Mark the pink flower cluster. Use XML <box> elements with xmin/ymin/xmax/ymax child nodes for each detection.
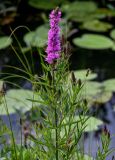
<box><xmin>45</xmin><ymin>8</ymin><xmax>61</xmax><ymax>64</ymax></box>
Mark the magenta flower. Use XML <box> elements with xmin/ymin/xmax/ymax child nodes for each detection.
<box><xmin>45</xmin><ymin>8</ymin><xmax>61</xmax><ymax>64</ymax></box>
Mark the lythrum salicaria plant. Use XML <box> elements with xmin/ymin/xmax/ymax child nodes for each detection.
<box><xmin>26</xmin><ymin>7</ymin><xmax>90</xmax><ymax>160</ymax></box>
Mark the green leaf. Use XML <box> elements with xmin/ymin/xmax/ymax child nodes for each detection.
<box><xmin>73</xmin><ymin>69</ymin><xmax>97</xmax><ymax>81</ymax></box>
<box><xmin>92</xmin><ymin>91</ymin><xmax>112</xmax><ymax>103</ymax></box>
<box><xmin>0</xmin><ymin>36</ymin><xmax>12</xmax><ymax>50</ymax></box>
<box><xmin>24</xmin><ymin>25</ymin><xmax>49</xmax><ymax>48</ymax></box>
<box><xmin>0</xmin><ymin>89</ymin><xmax>40</xmax><ymax>115</ymax></box>
<box><xmin>81</xmin><ymin>20</ymin><xmax>113</xmax><ymax>32</ymax></box>
<box><xmin>95</xmin><ymin>8</ymin><xmax>115</xmax><ymax>18</ymax></box>
<box><xmin>81</xmin><ymin>81</ymin><xmax>112</xmax><ymax>105</ymax></box>
<box><xmin>103</xmin><ymin>79</ymin><xmax>115</xmax><ymax>92</ymax></box>
<box><xmin>73</xmin><ymin>153</ymin><xmax>94</xmax><ymax>160</ymax></box>
<box><xmin>61</xmin><ymin>116</ymin><xmax>103</xmax><ymax>136</ymax></box>
<box><xmin>65</xmin><ymin>12</ymin><xmax>106</xmax><ymax>22</ymax></box>
<box><xmin>81</xmin><ymin>81</ymin><xmax>101</xmax><ymax>97</ymax></box>
<box><xmin>62</xmin><ymin>1</ymin><xmax>97</xmax><ymax>22</ymax></box>
<box><xmin>75</xmin><ymin>116</ymin><xmax>103</xmax><ymax>132</ymax></box>
<box><xmin>73</xmin><ymin>34</ymin><xmax>114</xmax><ymax>50</ymax></box>
<box><xmin>0</xmin><ymin>119</ymin><xmax>10</xmax><ymax>137</ymax></box>
<box><xmin>110</xmin><ymin>29</ymin><xmax>115</xmax><ymax>40</ymax></box>
<box><xmin>62</xmin><ymin>1</ymin><xmax>97</xmax><ymax>13</ymax></box>
<box><xmin>29</xmin><ymin>0</ymin><xmax>67</xmax><ymax>10</ymax></box>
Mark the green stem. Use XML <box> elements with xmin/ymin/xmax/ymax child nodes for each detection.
<box><xmin>52</xmin><ymin>67</ymin><xmax>58</xmax><ymax>160</ymax></box>
<box><xmin>55</xmin><ymin>107</ymin><xmax>58</xmax><ymax>160</ymax></box>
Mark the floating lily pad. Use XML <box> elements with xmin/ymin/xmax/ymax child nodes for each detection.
<box><xmin>73</xmin><ymin>69</ymin><xmax>97</xmax><ymax>81</ymax></box>
<box><xmin>77</xmin><ymin>116</ymin><xmax>103</xmax><ymax>132</ymax></box>
<box><xmin>95</xmin><ymin>8</ymin><xmax>115</xmax><ymax>18</ymax></box>
<box><xmin>110</xmin><ymin>29</ymin><xmax>115</xmax><ymax>40</ymax></box>
<box><xmin>24</xmin><ymin>25</ymin><xmax>49</xmax><ymax>48</ymax></box>
<box><xmin>103</xmin><ymin>79</ymin><xmax>115</xmax><ymax>92</ymax></box>
<box><xmin>0</xmin><ymin>36</ymin><xmax>12</xmax><ymax>50</ymax></box>
<box><xmin>91</xmin><ymin>91</ymin><xmax>112</xmax><ymax>104</ymax></box>
<box><xmin>65</xmin><ymin>11</ymin><xmax>106</xmax><ymax>22</ymax></box>
<box><xmin>81</xmin><ymin>20</ymin><xmax>112</xmax><ymax>32</ymax></box>
<box><xmin>76</xmin><ymin>81</ymin><xmax>101</xmax><ymax>107</ymax></box>
<box><xmin>81</xmin><ymin>81</ymin><xmax>101</xmax><ymax>97</ymax></box>
<box><xmin>29</xmin><ymin>0</ymin><xmax>57</xmax><ymax>9</ymax></box>
<box><xmin>81</xmin><ymin>81</ymin><xmax>112</xmax><ymax>105</ymax></box>
<box><xmin>60</xmin><ymin>116</ymin><xmax>103</xmax><ymax>137</ymax></box>
<box><xmin>73</xmin><ymin>34</ymin><xmax>114</xmax><ymax>50</ymax></box>
<box><xmin>62</xmin><ymin>1</ymin><xmax>97</xmax><ymax>22</ymax></box>
<box><xmin>62</xmin><ymin>1</ymin><xmax>97</xmax><ymax>13</ymax></box>
<box><xmin>79</xmin><ymin>81</ymin><xmax>112</xmax><ymax>107</ymax></box>
<box><xmin>0</xmin><ymin>89</ymin><xmax>40</xmax><ymax>115</ymax></box>
<box><xmin>29</xmin><ymin>0</ymin><xmax>67</xmax><ymax>10</ymax></box>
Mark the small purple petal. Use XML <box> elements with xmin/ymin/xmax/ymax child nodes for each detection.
<box><xmin>45</xmin><ymin>8</ymin><xmax>61</xmax><ymax>64</ymax></box>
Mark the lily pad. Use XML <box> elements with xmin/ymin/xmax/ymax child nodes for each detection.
<box><xmin>81</xmin><ymin>20</ymin><xmax>112</xmax><ymax>32</ymax></box>
<box><xmin>65</xmin><ymin>11</ymin><xmax>106</xmax><ymax>22</ymax></box>
<box><xmin>76</xmin><ymin>116</ymin><xmax>103</xmax><ymax>132</ymax></box>
<box><xmin>73</xmin><ymin>69</ymin><xmax>97</xmax><ymax>81</ymax></box>
<box><xmin>73</xmin><ymin>34</ymin><xmax>114</xmax><ymax>50</ymax></box>
<box><xmin>110</xmin><ymin>29</ymin><xmax>115</xmax><ymax>40</ymax></box>
<box><xmin>24</xmin><ymin>25</ymin><xmax>49</xmax><ymax>48</ymax></box>
<box><xmin>61</xmin><ymin>116</ymin><xmax>103</xmax><ymax>137</ymax></box>
<box><xmin>93</xmin><ymin>91</ymin><xmax>112</xmax><ymax>103</ymax></box>
<box><xmin>95</xmin><ymin>8</ymin><xmax>115</xmax><ymax>18</ymax></box>
<box><xmin>103</xmin><ymin>79</ymin><xmax>115</xmax><ymax>92</ymax></box>
<box><xmin>62</xmin><ymin>1</ymin><xmax>97</xmax><ymax>22</ymax></box>
<box><xmin>79</xmin><ymin>81</ymin><xmax>112</xmax><ymax>107</ymax></box>
<box><xmin>0</xmin><ymin>89</ymin><xmax>40</xmax><ymax>115</ymax></box>
<box><xmin>29</xmin><ymin>0</ymin><xmax>67</xmax><ymax>10</ymax></box>
<box><xmin>81</xmin><ymin>81</ymin><xmax>101</xmax><ymax>97</ymax></box>
<box><xmin>0</xmin><ymin>36</ymin><xmax>12</xmax><ymax>50</ymax></box>
<box><xmin>76</xmin><ymin>81</ymin><xmax>101</xmax><ymax>108</ymax></box>
<box><xmin>62</xmin><ymin>1</ymin><xmax>97</xmax><ymax>14</ymax></box>
<box><xmin>81</xmin><ymin>81</ymin><xmax>112</xmax><ymax>105</ymax></box>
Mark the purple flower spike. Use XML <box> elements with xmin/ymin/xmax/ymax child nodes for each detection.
<box><xmin>45</xmin><ymin>8</ymin><xmax>61</xmax><ymax>64</ymax></box>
